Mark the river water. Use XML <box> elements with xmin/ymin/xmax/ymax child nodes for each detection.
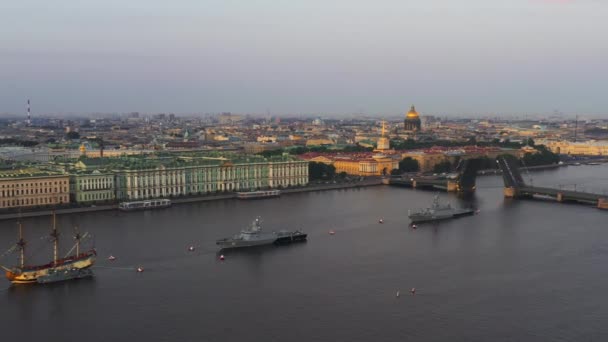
<box><xmin>1</xmin><ymin>165</ymin><xmax>608</xmax><ymax>342</ymax></box>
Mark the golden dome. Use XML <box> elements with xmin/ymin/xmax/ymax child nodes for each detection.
<box><xmin>406</xmin><ymin>105</ymin><xmax>419</xmax><ymax>119</ymax></box>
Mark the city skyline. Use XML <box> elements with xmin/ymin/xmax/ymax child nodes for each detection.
<box><xmin>2</xmin><ymin>0</ymin><xmax>607</xmax><ymax>115</ymax></box>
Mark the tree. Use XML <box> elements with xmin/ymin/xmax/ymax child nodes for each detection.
<box><xmin>66</xmin><ymin>131</ymin><xmax>80</xmax><ymax>140</ymax></box>
<box><xmin>399</xmin><ymin>157</ymin><xmax>420</xmax><ymax>173</ymax></box>
<box><xmin>432</xmin><ymin>161</ymin><xmax>452</xmax><ymax>173</ymax></box>
<box><xmin>308</xmin><ymin>162</ymin><xmax>336</xmax><ymax>180</ymax></box>
<box><xmin>521</xmin><ymin>146</ymin><xmax>560</xmax><ymax>167</ymax></box>
<box><xmin>338</xmin><ymin>171</ymin><xmax>347</xmax><ymax>179</ymax></box>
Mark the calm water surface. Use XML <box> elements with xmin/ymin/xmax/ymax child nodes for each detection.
<box><xmin>1</xmin><ymin>165</ymin><xmax>608</xmax><ymax>342</ymax></box>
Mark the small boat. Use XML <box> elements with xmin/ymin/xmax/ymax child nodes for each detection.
<box><xmin>108</xmin><ymin>255</ymin><xmax>116</xmax><ymax>261</ymax></box>
<box><xmin>118</xmin><ymin>199</ymin><xmax>171</xmax><ymax>211</ymax></box>
<box><xmin>1</xmin><ymin>213</ymin><xmax>96</xmax><ymax>284</ymax></box>
<box><xmin>236</xmin><ymin>190</ymin><xmax>281</xmax><ymax>200</ymax></box>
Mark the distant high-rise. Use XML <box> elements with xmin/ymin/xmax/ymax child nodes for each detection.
<box><xmin>404</xmin><ymin>105</ymin><xmax>421</xmax><ymax>131</ymax></box>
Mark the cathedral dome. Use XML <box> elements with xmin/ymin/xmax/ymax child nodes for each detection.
<box><xmin>406</xmin><ymin>105</ymin><xmax>419</xmax><ymax>119</ymax></box>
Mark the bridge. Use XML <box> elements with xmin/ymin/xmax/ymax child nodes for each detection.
<box><xmin>497</xmin><ymin>155</ymin><xmax>608</xmax><ymax>210</ymax></box>
<box><xmin>385</xmin><ymin>158</ymin><xmax>482</xmax><ymax>193</ymax></box>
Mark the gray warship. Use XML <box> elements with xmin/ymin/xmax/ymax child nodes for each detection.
<box><xmin>408</xmin><ymin>195</ymin><xmax>474</xmax><ymax>223</ymax></box>
<box><xmin>216</xmin><ymin>217</ymin><xmax>307</xmax><ymax>250</ymax></box>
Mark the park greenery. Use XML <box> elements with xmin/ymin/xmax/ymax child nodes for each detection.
<box><xmin>398</xmin><ymin>157</ymin><xmax>420</xmax><ymax>173</ymax></box>
<box><xmin>308</xmin><ymin>162</ymin><xmax>336</xmax><ymax>180</ymax></box>
<box><xmin>0</xmin><ymin>138</ymin><xmax>39</xmax><ymax>147</ymax></box>
<box><xmin>257</xmin><ymin>144</ymin><xmax>373</xmax><ymax>158</ymax></box>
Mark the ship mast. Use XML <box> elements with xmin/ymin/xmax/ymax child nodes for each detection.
<box><xmin>50</xmin><ymin>211</ymin><xmax>59</xmax><ymax>265</ymax></box>
<box><xmin>17</xmin><ymin>221</ymin><xmax>26</xmax><ymax>268</ymax></box>
<box><xmin>74</xmin><ymin>226</ymin><xmax>81</xmax><ymax>256</ymax></box>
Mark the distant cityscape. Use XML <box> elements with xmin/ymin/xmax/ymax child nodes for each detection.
<box><xmin>0</xmin><ymin>103</ymin><xmax>607</xmax><ymax>212</ymax></box>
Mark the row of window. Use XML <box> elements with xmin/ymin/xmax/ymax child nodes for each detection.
<box><xmin>81</xmin><ymin>192</ymin><xmax>113</xmax><ymax>202</ymax></box>
<box><xmin>1</xmin><ymin>196</ymin><xmax>66</xmax><ymax>207</ymax></box>
<box><xmin>0</xmin><ymin>180</ymin><xmax>68</xmax><ymax>188</ymax></box>
<box><xmin>0</xmin><ymin>187</ymin><xmax>67</xmax><ymax>197</ymax></box>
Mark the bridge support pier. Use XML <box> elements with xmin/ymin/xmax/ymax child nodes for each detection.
<box><xmin>599</xmin><ymin>198</ymin><xmax>608</xmax><ymax>210</ymax></box>
<box><xmin>503</xmin><ymin>187</ymin><xmax>518</xmax><ymax>198</ymax></box>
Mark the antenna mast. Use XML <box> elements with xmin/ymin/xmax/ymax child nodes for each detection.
<box><xmin>574</xmin><ymin>115</ymin><xmax>578</xmax><ymax>142</ymax></box>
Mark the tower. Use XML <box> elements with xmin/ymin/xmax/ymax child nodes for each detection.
<box><xmin>26</xmin><ymin>99</ymin><xmax>31</xmax><ymax>126</ymax></box>
<box><xmin>376</xmin><ymin>120</ymin><xmax>391</xmax><ymax>151</ymax></box>
<box><xmin>404</xmin><ymin>105</ymin><xmax>421</xmax><ymax>131</ymax></box>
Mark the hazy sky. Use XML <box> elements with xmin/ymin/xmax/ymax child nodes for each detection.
<box><xmin>1</xmin><ymin>0</ymin><xmax>607</xmax><ymax>116</ymax></box>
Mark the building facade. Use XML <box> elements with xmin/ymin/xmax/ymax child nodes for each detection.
<box><xmin>542</xmin><ymin>140</ymin><xmax>608</xmax><ymax>156</ymax></box>
<box><xmin>0</xmin><ymin>172</ymin><xmax>69</xmax><ymax>209</ymax></box>
<box><xmin>114</xmin><ymin>156</ymin><xmax>308</xmax><ymax>200</ymax></box>
<box><xmin>70</xmin><ymin>171</ymin><xmax>116</xmax><ymax>204</ymax></box>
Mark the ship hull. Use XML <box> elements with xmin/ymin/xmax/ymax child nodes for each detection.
<box><xmin>5</xmin><ymin>251</ymin><xmax>96</xmax><ymax>284</ymax></box>
<box><xmin>216</xmin><ymin>237</ymin><xmax>278</xmax><ymax>249</ymax></box>
<box><xmin>409</xmin><ymin>209</ymin><xmax>474</xmax><ymax>223</ymax></box>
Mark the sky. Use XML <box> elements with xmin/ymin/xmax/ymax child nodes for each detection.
<box><xmin>1</xmin><ymin>0</ymin><xmax>607</xmax><ymax>116</ymax></box>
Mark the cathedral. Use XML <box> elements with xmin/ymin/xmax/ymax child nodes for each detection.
<box><xmin>404</xmin><ymin>105</ymin><xmax>421</xmax><ymax>131</ymax></box>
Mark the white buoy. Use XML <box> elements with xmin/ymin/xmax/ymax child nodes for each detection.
<box><xmin>108</xmin><ymin>255</ymin><xmax>116</xmax><ymax>261</ymax></box>
<box><xmin>412</xmin><ymin>224</ymin><xmax>417</xmax><ymax>229</ymax></box>
<box><xmin>329</xmin><ymin>230</ymin><xmax>335</xmax><ymax>235</ymax></box>
<box><xmin>410</xmin><ymin>287</ymin><xmax>416</xmax><ymax>295</ymax></box>
<box><xmin>136</xmin><ymin>266</ymin><xmax>144</xmax><ymax>273</ymax></box>
<box><xmin>379</xmin><ymin>219</ymin><xmax>384</xmax><ymax>224</ymax></box>
<box><xmin>396</xmin><ymin>290</ymin><xmax>400</xmax><ymax>297</ymax></box>
<box><xmin>220</xmin><ymin>254</ymin><xmax>225</xmax><ymax>261</ymax></box>
<box><xmin>188</xmin><ymin>246</ymin><xmax>195</xmax><ymax>252</ymax></box>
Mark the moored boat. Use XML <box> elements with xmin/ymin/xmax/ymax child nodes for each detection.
<box><xmin>1</xmin><ymin>213</ymin><xmax>96</xmax><ymax>285</ymax></box>
<box><xmin>119</xmin><ymin>199</ymin><xmax>171</xmax><ymax>211</ymax></box>
<box><xmin>236</xmin><ymin>190</ymin><xmax>281</xmax><ymax>200</ymax></box>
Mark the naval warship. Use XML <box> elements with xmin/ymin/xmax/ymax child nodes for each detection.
<box><xmin>408</xmin><ymin>195</ymin><xmax>474</xmax><ymax>223</ymax></box>
<box><xmin>216</xmin><ymin>217</ymin><xmax>307</xmax><ymax>249</ymax></box>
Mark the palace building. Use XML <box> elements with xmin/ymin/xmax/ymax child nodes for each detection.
<box><xmin>404</xmin><ymin>105</ymin><xmax>421</xmax><ymax>132</ymax></box>
<box><xmin>0</xmin><ymin>168</ymin><xmax>69</xmax><ymax>209</ymax></box>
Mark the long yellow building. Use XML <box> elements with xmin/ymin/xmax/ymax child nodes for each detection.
<box><xmin>542</xmin><ymin>140</ymin><xmax>608</xmax><ymax>156</ymax></box>
<box><xmin>0</xmin><ymin>169</ymin><xmax>69</xmax><ymax>209</ymax></box>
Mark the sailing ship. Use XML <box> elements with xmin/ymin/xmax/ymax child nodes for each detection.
<box><xmin>1</xmin><ymin>213</ymin><xmax>96</xmax><ymax>284</ymax></box>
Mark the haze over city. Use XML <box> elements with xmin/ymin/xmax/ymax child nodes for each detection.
<box><xmin>2</xmin><ymin>0</ymin><xmax>607</xmax><ymax>116</ymax></box>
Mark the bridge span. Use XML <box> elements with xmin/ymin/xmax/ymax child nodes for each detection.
<box><xmin>497</xmin><ymin>155</ymin><xmax>608</xmax><ymax>210</ymax></box>
<box><xmin>385</xmin><ymin>158</ymin><xmax>482</xmax><ymax>193</ymax></box>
